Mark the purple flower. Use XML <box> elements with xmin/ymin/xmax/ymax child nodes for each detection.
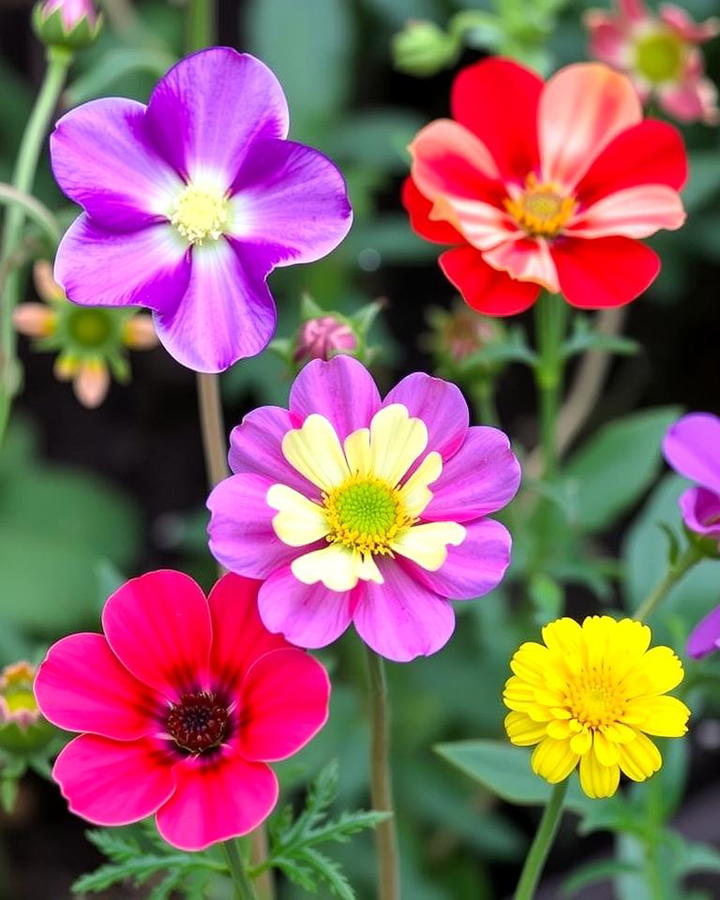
<box><xmin>50</xmin><ymin>48</ymin><xmax>352</xmax><ymax>373</ymax></box>
<box><xmin>207</xmin><ymin>355</ymin><xmax>521</xmax><ymax>662</ymax></box>
<box><xmin>687</xmin><ymin>604</ymin><xmax>720</xmax><ymax>659</ymax></box>
<box><xmin>663</xmin><ymin>412</ymin><xmax>720</xmax><ymax>544</ymax></box>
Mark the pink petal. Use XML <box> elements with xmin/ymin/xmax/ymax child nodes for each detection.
<box><xmin>411</xmin><ymin>518</ymin><xmax>512</xmax><ymax>600</ymax></box>
<box><xmin>383</xmin><ymin>372</ymin><xmax>469</xmax><ymax>461</ymax></box>
<box><xmin>439</xmin><ymin>246</ymin><xmax>540</xmax><ymax>315</ymax></box>
<box><xmin>102</xmin><ymin>570</ymin><xmax>212</xmax><ymax>698</ymax></box>
<box><xmin>145</xmin><ymin>48</ymin><xmax>289</xmax><ymax>186</ymax></box>
<box><xmin>207</xmin><ymin>473</ymin><xmax>304</xmax><ymax>579</ymax></box>
<box><xmin>13</xmin><ymin>303</ymin><xmax>55</xmax><ymax>338</ymax></box>
<box><xmin>53</xmin><ymin>734</ymin><xmax>175</xmax><ymax>826</ymax></box>
<box><xmin>74</xmin><ymin>361</ymin><xmax>110</xmax><ymax>409</ymax></box>
<box><xmin>51</xmin><ymin>98</ymin><xmax>183</xmax><ymax>229</ymax></box>
<box><xmin>352</xmin><ymin>560</ymin><xmax>456</xmax><ymax>662</ymax></box>
<box><xmin>663</xmin><ymin>413</ymin><xmax>720</xmax><ymax>494</ymax></box>
<box><xmin>660</xmin><ymin>5</ymin><xmax>720</xmax><ymax>42</ymax></box>
<box><xmin>619</xmin><ymin>0</ymin><xmax>649</xmax><ymax>23</ymax></box>
<box><xmin>153</xmin><ymin>239</ymin><xmax>277</xmax><ymax>373</ymax></box>
<box><xmin>155</xmin><ymin>753</ymin><xmax>278</xmax><ymax>851</ymax></box>
<box><xmin>423</xmin><ymin>426</ymin><xmax>521</xmax><ymax>522</ymax></box>
<box><xmin>539</xmin><ymin>63</ymin><xmax>642</xmax><ymax>190</ymax></box>
<box><xmin>659</xmin><ymin>76</ymin><xmax>720</xmax><ymax>125</ymax></box>
<box><xmin>230</xmin><ymin>138</ymin><xmax>351</xmax><ymax>265</ymax></box>
<box><xmin>585</xmin><ymin>13</ymin><xmax>631</xmax><ymax>67</ymax></box>
<box><xmin>258</xmin><ymin>565</ymin><xmax>354</xmax><ymax>649</ymax></box>
<box><xmin>687</xmin><ymin>604</ymin><xmax>720</xmax><ymax>659</ymax></box>
<box><xmin>289</xmin><ymin>355</ymin><xmax>381</xmax><ymax>441</ymax></box>
<box><xmin>679</xmin><ymin>487</ymin><xmax>720</xmax><ymax>540</ymax></box>
<box><xmin>35</xmin><ymin>633</ymin><xmax>157</xmax><ymax>739</ymax></box>
<box><xmin>567</xmin><ymin>185</ymin><xmax>686</xmax><ymax>239</ymax></box>
<box><xmin>238</xmin><ymin>648</ymin><xmax>330</xmax><ymax>762</ymax></box>
<box><xmin>482</xmin><ymin>237</ymin><xmax>560</xmax><ymax>293</ymax></box>
<box><xmin>207</xmin><ymin>573</ymin><xmax>289</xmax><ymax>691</ymax></box>
<box><xmin>55</xmin><ymin>216</ymin><xmax>191</xmax><ymax>312</ymax></box>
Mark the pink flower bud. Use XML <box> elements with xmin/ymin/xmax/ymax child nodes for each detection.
<box><xmin>40</xmin><ymin>0</ymin><xmax>97</xmax><ymax>29</ymax></box>
<box><xmin>294</xmin><ymin>315</ymin><xmax>358</xmax><ymax>364</ymax></box>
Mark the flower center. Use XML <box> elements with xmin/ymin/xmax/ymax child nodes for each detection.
<box><xmin>634</xmin><ymin>29</ymin><xmax>685</xmax><ymax>84</ymax></box>
<box><xmin>166</xmin><ymin>691</ymin><xmax>229</xmax><ymax>754</ymax></box>
<box><xmin>1</xmin><ymin>663</ymin><xmax>38</xmax><ymax>716</ymax></box>
<box><xmin>505</xmin><ymin>173</ymin><xmax>576</xmax><ymax>238</ymax></box>
<box><xmin>66</xmin><ymin>308</ymin><xmax>114</xmax><ymax>347</ymax></box>
<box><xmin>565</xmin><ymin>672</ymin><xmax>626</xmax><ymax>730</ymax></box>
<box><xmin>170</xmin><ymin>184</ymin><xmax>229</xmax><ymax>245</ymax></box>
<box><xmin>323</xmin><ymin>474</ymin><xmax>414</xmax><ymax>556</ymax></box>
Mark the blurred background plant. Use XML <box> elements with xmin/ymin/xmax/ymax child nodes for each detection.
<box><xmin>0</xmin><ymin>0</ymin><xmax>719</xmax><ymax>897</ymax></box>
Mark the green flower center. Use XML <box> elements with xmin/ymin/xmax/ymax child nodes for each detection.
<box><xmin>66</xmin><ymin>309</ymin><xmax>114</xmax><ymax>347</ymax></box>
<box><xmin>635</xmin><ymin>29</ymin><xmax>685</xmax><ymax>83</ymax></box>
<box><xmin>323</xmin><ymin>475</ymin><xmax>414</xmax><ymax>555</ymax></box>
<box><xmin>171</xmin><ymin>184</ymin><xmax>229</xmax><ymax>245</ymax></box>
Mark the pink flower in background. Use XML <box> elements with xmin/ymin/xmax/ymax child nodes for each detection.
<box><xmin>294</xmin><ymin>315</ymin><xmax>357</xmax><ymax>364</ymax></box>
<box><xmin>39</xmin><ymin>0</ymin><xmax>97</xmax><ymax>29</ymax></box>
<box><xmin>35</xmin><ymin>571</ymin><xmax>330</xmax><ymax>851</ymax></box>
<box><xmin>207</xmin><ymin>355</ymin><xmax>521</xmax><ymax>662</ymax></box>
<box><xmin>50</xmin><ymin>47</ymin><xmax>352</xmax><ymax>373</ymax></box>
<box><xmin>585</xmin><ymin>0</ymin><xmax>719</xmax><ymax>124</ymax></box>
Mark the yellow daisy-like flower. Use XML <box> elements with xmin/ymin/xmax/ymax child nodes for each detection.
<box><xmin>503</xmin><ymin>616</ymin><xmax>690</xmax><ymax>799</ymax></box>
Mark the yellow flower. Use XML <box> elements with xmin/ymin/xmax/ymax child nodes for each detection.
<box><xmin>503</xmin><ymin>616</ymin><xmax>690</xmax><ymax>799</ymax></box>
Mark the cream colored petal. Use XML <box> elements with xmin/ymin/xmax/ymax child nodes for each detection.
<box><xmin>357</xmin><ymin>553</ymin><xmax>384</xmax><ymax>584</ymax></box>
<box><xmin>368</xmin><ymin>404</ymin><xmax>428</xmax><ymax>485</ymax></box>
<box><xmin>390</xmin><ymin>521</ymin><xmax>465</xmax><ymax>571</ymax></box>
<box><xmin>398</xmin><ymin>451</ymin><xmax>443</xmax><ymax>517</ymax></box>
<box><xmin>291</xmin><ymin>544</ymin><xmax>360</xmax><ymax>592</ymax></box>
<box><xmin>13</xmin><ymin>303</ymin><xmax>57</xmax><ymax>338</ymax></box>
<box><xmin>267</xmin><ymin>484</ymin><xmax>329</xmax><ymax>547</ymax></box>
<box><xmin>282</xmin><ymin>414</ymin><xmax>350</xmax><ymax>491</ymax></box>
<box><xmin>344</xmin><ymin>427</ymin><xmax>371</xmax><ymax>476</ymax></box>
<box><xmin>123</xmin><ymin>315</ymin><xmax>159</xmax><ymax>350</ymax></box>
<box><xmin>74</xmin><ymin>361</ymin><xmax>109</xmax><ymax>409</ymax></box>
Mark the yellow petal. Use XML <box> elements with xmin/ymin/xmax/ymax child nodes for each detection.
<box><xmin>398</xmin><ymin>451</ymin><xmax>442</xmax><ymax>517</ymax></box>
<box><xmin>267</xmin><ymin>484</ymin><xmax>329</xmax><ymax>546</ymax></box>
<box><xmin>344</xmin><ymin>427</ymin><xmax>371</xmax><ymax>476</ymax></box>
<box><xmin>593</xmin><ymin>729</ymin><xmax>620</xmax><ymax>766</ymax></box>
<box><xmin>368</xmin><ymin>404</ymin><xmax>428</xmax><ymax>485</ymax></box>
<box><xmin>505</xmin><ymin>711</ymin><xmax>547</xmax><ymax>746</ymax></box>
<box><xmin>282</xmin><ymin>414</ymin><xmax>350</xmax><ymax>491</ymax></box>
<box><xmin>542</xmin><ymin>617</ymin><xmax>583</xmax><ymax>656</ymax></box>
<box><xmin>617</xmin><ymin>732</ymin><xmax>662</xmax><ymax>782</ymax></box>
<box><xmin>390</xmin><ymin>521</ymin><xmax>465</xmax><ymax>571</ymax></box>
<box><xmin>123</xmin><ymin>315</ymin><xmax>158</xmax><ymax>350</ymax></box>
<box><xmin>547</xmin><ymin>719</ymin><xmax>572</xmax><ymax>740</ymax></box>
<box><xmin>569</xmin><ymin>728</ymin><xmax>592</xmax><ymax>756</ymax></box>
<box><xmin>291</xmin><ymin>544</ymin><xmax>363</xmax><ymax>591</ymax></box>
<box><xmin>579</xmin><ymin>753</ymin><xmax>620</xmax><ymax>798</ymax></box>
<box><xmin>625</xmin><ymin>645</ymin><xmax>684</xmax><ymax>697</ymax></box>
<box><xmin>510</xmin><ymin>642</ymin><xmax>554</xmax><ymax>684</ymax></box>
<box><xmin>623</xmin><ymin>695</ymin><xmax>690</xmax><ymax>737</ymax></box>
<box><xmin>531</xmin><ymin>737</ymin><xmax>579</xmax><ymax>783</ymax></box>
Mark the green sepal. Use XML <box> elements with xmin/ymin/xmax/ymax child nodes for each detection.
<box><xmin>32</xmin><ymin>3</ymin><xmax>103</xmax><ymax>51</ymax></box>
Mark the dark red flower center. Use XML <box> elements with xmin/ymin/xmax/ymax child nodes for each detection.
<box><xmin>166</xmin><ymin>691</ymin><xmax>229</xmax><ymax>754</ymax></box>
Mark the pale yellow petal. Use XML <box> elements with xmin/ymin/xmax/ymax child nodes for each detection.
<box><xmin>398</xmin><ymin>451</ymin><xmax>442</xmax><ymax>517</ymax></box>
<box><xmin>579</xmin><ymin>752</ymin><xmax>620</xmax><ymax>798</ymax></box>
<box><xmin>356</xmin><ymin>553</ymin><xmax>383</xmax><ymax>584</ymax></box>
<box><xmin>390</xmin><ymin>521</ymin><xmax>465</xmax><ymax>571</ymax></box>
<box><xmin>282</xmin><ymin>414</ymin><xmax>350</xmax><ymax>491</ymax></box>
<box><xmin>123</xmin><ymin>315</ymin><xmax>158</xmax><ymax>350</ymax></box>
<box><xmin>617</xmin><ymin>732</ymin><xmax>662</xmax><ymax>782</ymax></box>
<box><xmin>531</xmin><ymin>737</ymin><xmax>579</xmax><ymax>783</ymax></box>
<box><xmin>368</xmin><ymin>404</ymin><xmax>428</xmax><ymax>485</ymax></box>
<box><xmin>267</xmin><ymin>484</ymin><xmax>329</xmax><ymax>546</ymax></box>
<box><xmin>344</xmin><ymin>427</ymin><xmax>371</xmax><ymax>476</ymax></box>
<box><xmin>505</xmin><ymin>711</ymin><xmax>547</xmax><ymax>746</ymax></box>
<box><xmin>291</xmin><ymin>544</ymin><xmax>360</xmax><ymax>591</ymax></box>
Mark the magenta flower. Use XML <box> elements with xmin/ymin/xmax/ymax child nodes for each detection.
<box><xmin>585</xmin><ymin>0</ymin><xmax>719</xmax><ymax>124</ymax></box>
<box><xmin>294</xmin><ymin>315</ymin><xmax>357</xmax><ymax>364</ymax></box>
<box><xmin>207</xmin><ymin>355</ymin><xmax>521</xmax><ymax>662</ymax></box>
<box><xmin>50</xmin><ymin>48</ymin><xmax>352</xmax><ymax>373</ymax></box>
<box><xmin>663</xmin><ymin>412</ymin><xmax>720</xmax><ymax>544</ymax></box>
<box><xmin>34</xmin><ymin>571</ymin><xmax>330</xmax><ymax>851</ymax></box>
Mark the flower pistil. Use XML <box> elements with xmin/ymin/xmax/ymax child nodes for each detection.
<box><xmin>170</xmin><ymin>183</ymin><xmax>229</xmax><ymax>245</ymax></box>
<box><xmin>504</xmin><ymin>173</ymin><xmax>577</xmax><ymax>238</ymax></box>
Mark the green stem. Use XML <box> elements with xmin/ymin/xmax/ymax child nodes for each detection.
<box><xmin>632</xmin><ymin>543</ymin><xmax>703</xmax><ymax>622</ymax></box>
<box><xmin>222</xmin><ymin>840</ymin><xmax>259</xmax><ymax>900</ymax></box>
<box><xmin>533</xmin><ymin>293</ymin><xmax>568</xmax><ymax>480</ymax></box>
<box><xmin>0</xmin><ymin>46</ymin><xmax>72</xmax><ymax>441</ymax></box>
<box><xmin>186</xmin><ymin>0</ymin><xmax>214</xmax><ymax>52</ymax></box>
<box><xmin>513</xmin><ymin>780</ymin><xmax>567</xmax><ymax>900</ymax></box>
<box><xmin>365</xmin><ymin>648</ymin><xmax>400</xmax><ymax>900</ymax></box>
<box><xmin>0</xmin><ymin>183</ymin><xmax>61</xmax><ymax>247</ymax></box>
<box><xmin>469</xmin><ymin>376</ymin><xmax>498</xmax><ymax>427</ymax></box>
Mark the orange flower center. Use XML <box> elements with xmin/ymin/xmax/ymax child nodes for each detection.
<box><xmin>505</xmin><ymin>173</ymin><xmax>576</xmax><ymax>238</ymax></box>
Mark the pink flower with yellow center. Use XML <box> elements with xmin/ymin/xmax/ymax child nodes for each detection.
<box><xmin>403</xmin><ymin>58</ymin><xmax>687</xmax><ymax>316</ymax></box>
<box><xmin>585</xmin><ymin>0</ymin><xmax>719</xmax><ymax>125</ymax></box>
<box><xmin>207</xmin><ymin>355</ymin><xmax>521</xmax><ymax>662</ymax></box>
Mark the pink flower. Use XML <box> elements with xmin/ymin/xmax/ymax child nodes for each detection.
<box><xmin>34</xmin><ymin>571</ymin><xmax>330</xmax><ymax>851</ymax></box>
<box><xmin>294</xmin><ymin>315</ymin><xmax>357</xmax><ymax>364</ymax></box>
<box><xmin>207</xmin><ymin>355</ymin><xmax>521</xmax><ymax>662</ymax></box>
<box><xmin>40</xmin><ymin>0</ymin><xmax>98</xmax><ymax>29</ymax></box>
<box><xmin>585</xmin><ymin>0</ymin><xmax>719</xmax><ymax>124</ymax></box>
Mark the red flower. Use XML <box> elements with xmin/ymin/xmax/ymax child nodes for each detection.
<box><xmin>35</xmin><ymin>571</ymin><xmax>330</xmax><ymax>851</ymax></box>
<box><xmin>403</xmin><ymin>58</ymin><xmax>688</xmax><ymax>315</ymax></box>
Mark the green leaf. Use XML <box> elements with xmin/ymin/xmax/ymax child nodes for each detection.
<box><xmin>528</xmin><ymin>572</ymin><xmax>564</xmax><ymax>625</ymax></box>
<box><xmin>326</xmin><ymin>109</ymin><xmax>425</xmax><ymax>173</ymax></box>
<box><xmin>563</xmin><ymin>406</ymin><xmax>681</xmax><ymax>533</ymax></box>
<box><xmin>683</xmin><ymin>150</ymin><xmax>720</xmax><ymax>212</ymax></box>
<box><xmin>675</xmin><ymin>840</ymin><xmax>720</xmax><ymax>876</ymax></box>
<box><xmin>563</xmin><ymin>860</ymin><xmax>642</xmax><ymax>897</ymax></box>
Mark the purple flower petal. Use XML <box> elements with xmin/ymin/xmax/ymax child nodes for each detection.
<box><xmin>687</xmin><ymin>603</ymin><xmax>720</xmax><ymax>659</ymax></box>
<box><xmin>258</xmin><ymin>566</ymin><xmax>354</xmax><ymax>649</ymax></box>
<box><xmin>352</xmin><ymin>559</ymin><xmax>455</xmax><ymax>662</ymax></box>
<box><xmin>679</xmin><ymin>486</ymin><xmax>720</xmax><ymax>539</ymax></box>
<box><xmin>55</xmin><ymin>216</ymin><xmax>190</xmax><ymax>311</ymax></box>
<box><xmin>153</xmin><ymin>240</ymin><xmax>276</xmax><ymax>372</ymax></box>
<box><xmin>229</xmin><ymin>139</ymin><xmax>351</xmax><ymax>265</ymax></box>
<box><xmin>383</xmin><ymin>373</ymin><xmax>469</xmax><ymax>460</ymax></box>
<box><xmin>663</xmin><ymin>413</ymin><xmax>720</xmax><ymax>494</ymax></box>
<box><xmin>412</xmin><ymin>518</ymin><xmax>512</xmax><ymax>600</ymax></box>
<box><xmin>207</xmin><ymin>474</ymin><xmax>302</xmax><ymax>579</ymax></box>
<box><xmin>289</xmin><ymin>356</ymin><xmax>381</xmax><ymax>440</ymax></box>
<box><xmin>145</xmin><ymin>48</ymin><xmax>289</xmax><ymax>186</ymax></box>
<box><xmin>51</xmin><ymin>98</ymin><xmax>183</xmax><ymax>230</ymax></box>
<box><xmin>423</xmin><ymin>426</ymin><xmax>521</xmax><ymax>522</ymax></box>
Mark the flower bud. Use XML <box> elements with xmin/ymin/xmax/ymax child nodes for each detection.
<box><xmin>392</xmin><ymin>20</ymin><xmax>460</xmax><ymax>77</ymax></box>
<box><xmin>430</xmin><ymin>301</ymin><xmax>506</xmax><ymax>364</ymax></box>
<box><xmin>32</xmin><ymin>0</ymin><xmax>102</xmax><ymax>51</ymax></box>
<box><xmin>294</xmin><ymin>315</ymin><xmax>358</xmax><ymax>364</ymax></box>
<box><xmin>0</xmin><ymin>662</ymin><xmax>55</xmax><ymax>754</ymax></box>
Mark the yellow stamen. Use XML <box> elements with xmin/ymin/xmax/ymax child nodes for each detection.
<box><xmin>504</xmin><ymin>173</ymin><xmax>576</xmax><ymax>238</ymax></box>
<box><xmin>170</xmin><ymin>184</ymin><xmax>229</xmax><ymax>245</ymax></box>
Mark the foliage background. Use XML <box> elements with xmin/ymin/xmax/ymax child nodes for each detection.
<box><xmin>0</xmin><ymin>0</ymin><xmax>719</xmax><ymax>896</ymax></box>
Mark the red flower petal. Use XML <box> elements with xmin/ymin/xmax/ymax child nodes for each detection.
<box><xmin>401</xmin><ymin>177</ymin><xmax>464</xmax><ymax>245</ymax></box>
<box><xmin>439</xmin><ymin>246</ymin><xmax>540</xmax><ymax>315</ymax></box>
<box><xmin>238</xmin><ymin>647</ymin><xmax>330</xmax><ymax>762</ymax></box>
<box><xmin>552</xmin><ymin>236</ymin><xmax>660</xmax><ymax>308</ymax></box>
<box><xmin>451</xmin><ymin>58</ymin><xmax>542</xmax><ymax>181</ymax></box>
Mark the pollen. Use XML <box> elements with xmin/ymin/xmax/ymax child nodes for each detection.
<box><xmin>504</xmin><ymin>173</ymin><xmax>576</xmax><ymax>238</ymax></box>
<box><xmin>170</xmin><ymin>184</ymin><xmax>229</xmax><ymax>245</ymax></box>
<box><xmin>166</xmin><ymin>691</ymin><xmax>229</xmax><ymax>755</ymax></box>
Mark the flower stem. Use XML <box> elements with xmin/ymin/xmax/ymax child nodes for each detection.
<box><xmin>0</xmin><ymin>46</ymin><xmax>72</xmax><ymax>443</ymax></box>
<box><xmin>533</xmin><ymin>293</ymin><xmax>568</xmax><ymax>480</ymax></box>
<box><xmin>633</xmin><ymin>542</ymin><xmax>703</xmax><ymax>622</ymax></box>
<box><xmin>513</xmin><ymin>780</ymin><xmax>568</xmax><ymax>900</ymax></box>
<box><xmin>365</xmin><ymin>647</ymin><xmax>400</xmax><ymax>900</ymax></box>
<box><xmin>196</xmin><ymin>372</ymin><xmax>229</xmax><ymax>489</ymax></box>
<box><xmin>469</xmin><ymin>376</ymin><xmax>498</xmax><ymax>427</ymax></box>
<box><xmin>222</xmin><ymin>840</ymin><xmax>259</xmax><ymax>900</ymax></box>
<box><xmin>186</xmin><ymin>0</ymin><xmax>215</xmax><ymax>52</ymax></box>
